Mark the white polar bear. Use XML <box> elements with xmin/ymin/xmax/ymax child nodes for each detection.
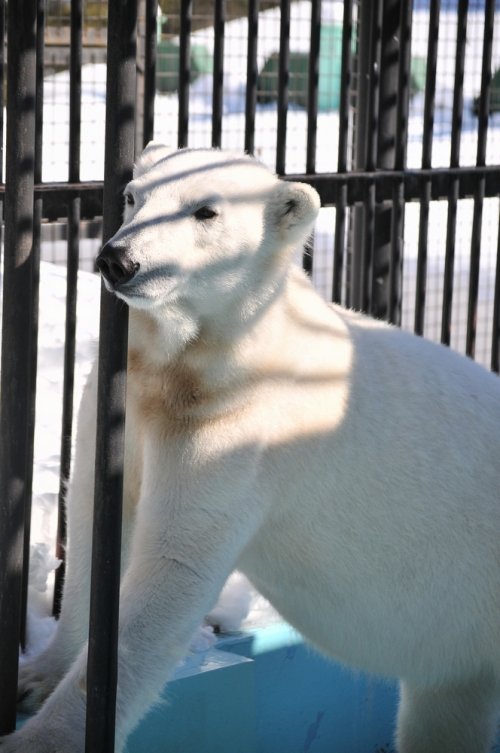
<box><xmin>2</xmin><ymin>144</ymin><xmax>500</xmax><ymax>753</ymax></box>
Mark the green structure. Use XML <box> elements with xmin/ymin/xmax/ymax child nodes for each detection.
<box><xmin>258</xmin><ymin>25</ymin><xmax>344</xmax><ymax>111</ymax></box>
<box><xmin>156</xmin><ymin>39</ymin><xmax>212</xmax><ymax>94</ymax></box>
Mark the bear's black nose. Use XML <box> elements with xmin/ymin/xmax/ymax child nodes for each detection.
<box><xmin>96</xmin><ymin>242</ymin><xmax>140</xmax><ymax>287</ymax></box>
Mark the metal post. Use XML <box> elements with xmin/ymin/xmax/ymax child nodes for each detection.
<box><xmin>84</xmin><ymin>0</ymin><xmax>137</xmax><ymax>749</ymax></box>
<box><xmin>333</xmin><ymin>0</ymin><xmax>353</xmax><ymax>304</ymax></box>
<box><xmin>143</xmin><ymin>0</ymin><xmax>157</xmax><ymax>147</ymax></box>
<box><xmin>414</xmin><ymin>0</ymin><xmax>440</xmax><ymax>335</ymax></box>
<box><xmin>0</xmin><ymin>0</ymin><xmax>37</xmax><ymax>734</ymax></box>
<box><xmin>212</xmin><ymin>0</ymin><xmax>225</xmax><ymax>148</ymax></box>
<box><xmin>371</xmin><ymin>0</ymin><xmax>404</xmax><ymax>322</ymax></box>
<box><xmin>466</xmin><ymin>0</ymin><xmax>494</xmax><ymax>359</ymax></box>
<box><xmin>20</xmin><ymin>0</ymin><xmax>45</xmax><ymax>648</ymax></box>
<box><xmin>493</xmin><ymin>221</ymin><xmax>500</xmax><ymax>373</ymax></box>
<box><xmin>350</xmin><ymin>0</ymin><xmax>382</xmax><ymax>312</ymax></box>
<box><xmin>276</xmin><ymin>0</ymin><xmax>290</xmax><ymax>175</ymax></box>
<box><xmin>387</xmin><ymin>0</ymin><xmax>412</xmax><ymax>326</ymax></box>
<box><xmin>302</xmin><ymin>0</ymin><xmax>321</xmax><ymax>278</ymax></box>
<box><xmin>178</xmin><ymin>0</ymin><xmax>191</xmax><ymax>148</ymax></box>
<box><xmin>244</xmin><ymin>0</ymin><xmax>259</xmax><ymax>155</ymax></box>
<box><xmin>441</xmin><ymin>0</ymin><xmax>468</xmax><ymax>346</ymax></box>
<box><xmin>54</xmin><ymin>0</ymin><xmax>83</xmax><ymax>618</ymax></box>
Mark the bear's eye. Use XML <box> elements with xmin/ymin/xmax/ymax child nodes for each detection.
<box><xmin>194</xmin><ymin>206</ymin><xmax>217</xmax><ymax>221</ymax></box>
<box><xmin>124</xmin><ymin>192</ymin><xmax>135</xmax><ymax>207</ymax></box>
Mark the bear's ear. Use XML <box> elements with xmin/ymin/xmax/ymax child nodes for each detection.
<box><xmin>134</xmin><ymin>141</ymin><xmax>174</xmax><ymax>178</ymax></box>
<box><xmin>274</xmin><ymin>180</ymin><xmax>321</xmax><ymax>245</ymax></box>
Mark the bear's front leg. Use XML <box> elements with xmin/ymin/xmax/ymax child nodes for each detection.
<box><xmin>0</xmin><ymin>659</ymin><xmax>88</xmax><ymax>753</ymax></box>
<box><xmin>112</xmin><ymin>434</ymin><xmax>265</xmax><ymax>751</ymax></box>
<box><xmin>1</xmin><ymin>432</ymin><xmax>264</xmax><ymax>753</ymax></box>
<box><xmin>17</xmin><ymin>364</ymin><xmax>99</xmax><ymax>712</ymax></box>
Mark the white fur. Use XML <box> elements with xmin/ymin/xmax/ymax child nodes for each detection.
<box><xmin>3</xmin><ymin>146</ymin><xmax>499</xmax><ymax>753</ymax></box>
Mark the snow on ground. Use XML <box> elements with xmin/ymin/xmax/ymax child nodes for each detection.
<box><xmin>0</xmin><ymin>263</ymin><xmax>99</xmax><ymax>655</ymax></box>
<box><xmin>7</xmin><ymin>3</ymin><xmax>500</xmax><ymax>655</ymax></box>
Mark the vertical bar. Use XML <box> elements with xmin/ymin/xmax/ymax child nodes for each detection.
<box><xmin>305</xmin><ymin>0</ymin><xmax>321</xmax><ymax>174</ymax></box>
<box><xmin>441</xmin><ymin>0</ymin><xmax>468</xmax><ymax>346</ymax></box>
<box><xmin>361</xmin><ymin>0</ymin><xmax>382</xmax><ymax>314</ymax></box>
<box><xmin>302</xmin><ymin>0</ymin><xmax>321</xmax><ymax>277</ymax></box>
<box><xmin>84</xmin><ymin>0</ymin><xmax>137</xmax><ymax>749</ymax></box>
<box><xmin>466</xmin><ymin>0</ymin><xmax>494</xmax><ymax>359</ymax></box>
<box><xmin>68</xmin><ymin>0</ymin><xmax>82</xmax><ymax>184</ymax></box>
<box><xmin>0</xmin><ymin>0</ymin><xmax>4</xmax><ymax>296</ymax></box>
<box><xmin>177</xmin><ymin>0</ymin><xmax>191</xmax><ymax>149</ymax></box>
<box><xmin>332</xmin><ymin>0</ymin><xmax>353</xmax><ymax>304</ymax></box>
<box><xmin>54</xmin><ymin>0</ymin><xmax>83</xmax><ymax>618</ymax></box>
<box><xmin>54</xmin><ymin>201</ymin><xmax>80</xmax><ymax>619</ymax></box>
<box><xmin>143</xmin><ymin>0</ymin><xmax>157</xmax><ymax>146</ymax></box>
<box><xmin>350</xmin><ymin>0</ymin><xmax>381</xmax><ymax>312</ymax></box>
<box><xmin>244</xmin><ymin>0</ymin><xmax>259</xmax><ymax>154</ymax></box>
<box><xmin>20</xmin><ymin>0</ymin><xmax>44</xmax><ymax>650</ymax></box>
<box><xmin>275</xmin><ymin>0</ymin><xmax>290</xmax><ymax>175</ymax></box>
<box><xmin>0</xmin><ymin>0</ymin><xmax>37</xmax><ymax>734</ymax></box>
<box><xmin>371</xmin><ymin>0</ymin><xmax>401</xmax><ymax>321</ymax></box>
<box><xmin>492</xmin><ymin>213</ymin><xmax>500</xmax><ymax>373</ymax></box>
<box><xmin>414</xmin><ymin>0</ymin><xmax>440</xmax><ymax>335</ymax></box>
<box><xmin>388</xmin><ymin>0</ymin><xmax>413</xmax><ymax>326</ymax></box>
<box><xmin>211</xmin><ymin>0</ymin><xmax>225</xmax><ymax>148</ymax></box>
<box><xmin>0</xmin><ymin>0</ymin><xmax>4</xmax><ymax>183</ymax></box>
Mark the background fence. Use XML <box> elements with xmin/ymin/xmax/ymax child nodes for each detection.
<box><xmin>0</xmin><ymin>0</ymin><xmax>499</xmax><ymax>749</ymax></box>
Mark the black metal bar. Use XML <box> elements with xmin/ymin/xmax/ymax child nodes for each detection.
<box><xmin>0</xmin><ymin>0</ymin><xmax>4</xmax><ymax>357</ymax></box>
<box><xmin>301</xmin><ymin>0</ymin><xmax>321</xmax><ymax>278</ymax></box>
<box><xmin>306</xmin><ymin>0</ymin><xmax>321</xmax><ymax>174</ymax></box>
<box><xmin>178</xmin><ymin>0</ymin><xmax>191</xmax><ymax>148</ymax></box>
<box><xmin>2</xmin><ymin>165</ymin><xmax>500</xmax><ymax>224</ymax></box>
<box><xmin>143</xmin><ymin>0</ymin><xmax>157</xmax><ymax>147</ymax></box>
<box><xmin>466</xmin><ymin>0</ymin><xmax>494</xmax><ymax>359</ymax></box>
<box><xmin>441</xmin><ymin>0</ymin><xmax>468</xmax><ymax>347</ymax></box>
<box><xmin>492</xmin><ymin>214</ymin><xmax>500</xmax><ymax>373</ymax></box>
<box><xmin>54</xmin><ymin>0</ymin><xmax>83</xmax><ymax>619</ymax></box>
<box><xmin>276</xmin><ymin>0</ymin><xmax>290</xmax><ymax>175</ymax></box>
<box><xmin>280</xmin><ymin>165</ymin><xmax>500</xmax><ymax>205</ymax></box>
<box><xmin>388</xmin><ymin>0</ymin><xmax>413</xmax><ymax>326</ymax></box>
<box><xmin>212</xmin><ymin>0</ymin><xmax>225</xmax><ymax>148</ymax></box>
<box><xmin>69</xmin><ymin>0</ymin><xmax>82</xmax><ymax>185</ymax></box>
<box><xmin>350</xmin><ymin>0</ymin><xmax>372</xmax><ymax>310</ymax></box>
<box><xmin>332</xmin><ymin>0</ymin><xmax>353</xmax><ymax>304</ymax></box>
<box><xmin>371</xmin><ymin>0</ymin><xmax>402</xmax><ymax>322</ymax></box>
<box><xmin>31</xmin><ymin>182</ymin><xmax>103</xmax><ymax>220</ymax></box>
<box><xmin>84</xmin><ymin>0</ymin><xmax>137</xmax><ymax>749</ymax></box>
<box><xmin>0</xmin><ymin>0</ymin><xmax>4</xmax><ymax>183</ymax></box>
<box><xmin>361</xmin><ymin>0</ymin><xmax>382</xmax><ymax>314</ymax></box>
<box><xmin>19</xmin><ymin>0</ymin><xmax>45</xmax><ymax>651</ymax></box>
<box><xmin>0</xmin><ymin>0</ymin><xmax>37</xmax><ymax>734</ymax></box>
<box><xmin>54</xmin><ymin>199</ymin><xmax>80</xmax><ymax>618</ymax></box>
<box><xmin>414</xmin><ymin>0</ymin><xmax>440</xmax><ymax>336</ymax></box>
<box><xmin>244</xmin><ymin>0</ymin><xmax>259</xmax><ymax>154</ymax></box>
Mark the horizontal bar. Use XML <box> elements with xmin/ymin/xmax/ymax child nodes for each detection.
<box><xmin>0</xmin><ymin>182</ymin><xmax>102</xmax><ymax>220</ymax></box>
<box><xmin>283</xmin><ymin>165</ymin><xmax>500</xmax><ymax>205</ymax></box>
<box><xmin>0</xmin><ymin>164</ymin><xmax>499</xmax><ymax>226</ymax></box>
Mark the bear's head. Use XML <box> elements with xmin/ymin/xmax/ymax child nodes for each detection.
<box><xmin>96</xmin><ymin>143</ymin><xmax>320</xmax><ymax>332</ymax></box>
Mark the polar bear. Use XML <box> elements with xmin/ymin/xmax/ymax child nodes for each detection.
<box><xmin>2</xmin><ymin>144</ymin><xmax>500</xmax><ymax>753</ymax></box>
